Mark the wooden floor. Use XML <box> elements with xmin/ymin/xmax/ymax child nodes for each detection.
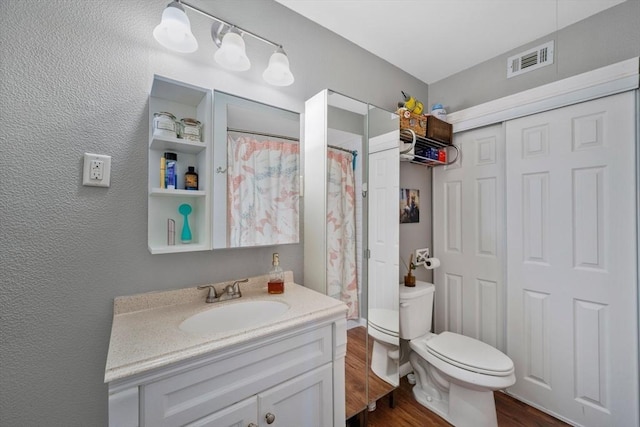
<box><xmin>346</xmin><ymin>326</ymin><xmax>569</xmax><ymax>426</ymax></box>
<box><xmin>345</xmin><ymin>326</ymin><xmax>396</xmax><ymax>419</ymax></box>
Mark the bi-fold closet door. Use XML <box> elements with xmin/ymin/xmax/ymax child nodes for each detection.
<box><xmin>433</xmin><ymin>91</ymin><xmax>638</xmax><ymax>426</ymax></box>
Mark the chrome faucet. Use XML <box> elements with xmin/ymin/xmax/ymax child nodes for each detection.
<box><xmin>198</xmin><ymin>279</ymin><xmax>248</xmax><ymax>303</ymax></box>
<box><xmin>221</xmin><ymin>278</ymin><xmax>249</xmax><ymax>301</ymax></box>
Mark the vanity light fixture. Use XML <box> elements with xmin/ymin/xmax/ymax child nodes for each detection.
<box><xmin>154</xmin><ymin>0</ymin><xmax>295</xmax><ymax>86</ymax></box>
<box><xmin>153</xmin><ymin>1</ymin><xmax>198</xmax><ymax>53</ymax></box>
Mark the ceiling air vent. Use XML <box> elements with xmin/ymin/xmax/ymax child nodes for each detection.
<box><xmin>507</xmin><ymin>41</ymin><xmax>554</xmax><ymax>78</ymax></box>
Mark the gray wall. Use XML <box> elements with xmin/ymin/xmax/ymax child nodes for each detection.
<box><xmin>0</xmin><ymin>0</ymin><xmax>429</xmax><ymax>425</ymax></box>
<box><xmin>399</xmin><ymin>163</ymin><xmax>433</xmax><ymax>284</ymax></box>
<box><xmin>429</xmin><ymin>0</ymin><xmax>640</xmax><ymax>112</ymax></box>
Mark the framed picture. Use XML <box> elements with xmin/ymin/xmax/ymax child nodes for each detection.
<box><xmin>400</xmin><ymin>188</ymin><xmax>420</xmax><ymax>223</ymax></box>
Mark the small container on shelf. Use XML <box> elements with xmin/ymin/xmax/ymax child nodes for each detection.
<box><xmin>164</xmin><ymin>152</ymin><xmax>177</xmax><ymax>189</ymax></box>
<box><xmin>268</xmin><ymin>253</ymin><xmax>284</xmax><ymax>294</ymax></box>
<box><xmin>153</xmin><ymin>112</ymin><xmax>177</xmax><ymax>139</ymax></box>
<box><xmin>178</xmin><ymin>118</ymin><xmax>203</xmax><ymax>142</ymax></box>
<box><xmin>438</xmin><ymin>149</ymin><xmax>447</xmax><ymax>163</ymax></box>
<box><xmin>184</xmin><ymin>166</ymin><xmax>198</xmax><ymax>190</ymax></box>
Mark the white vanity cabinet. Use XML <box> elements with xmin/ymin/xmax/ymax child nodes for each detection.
<box><xmin>108</xmin><ymin>319</ymin><xmax>344</xmax><ymax>427</ymax></box>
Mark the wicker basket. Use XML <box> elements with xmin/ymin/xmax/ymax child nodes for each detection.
<box><xmin>398</xmin><ymin>108</ymin><xmax>427</xmax><ymax>137</ymax></box>
<box><xmin>398</xmin><ymin>108</ymin><xmax>452</xmax><ymax>144</ymax></box>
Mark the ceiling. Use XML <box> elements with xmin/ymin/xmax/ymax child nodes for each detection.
<box><xmin>275</xmin><ymin>0</ymin><xmax>627</xmax><ymax>84</ymax></box>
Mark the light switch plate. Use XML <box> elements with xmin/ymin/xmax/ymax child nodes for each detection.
<box><xmin>83</xmin><ymin>153</ymin><xmax>111</xmax><ymax>187</ymax></box>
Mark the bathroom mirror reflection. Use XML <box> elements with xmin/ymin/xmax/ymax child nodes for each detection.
<box><xmin>212</xmin><ymin>91</ymin><xmax>300</xmax><ymax>249</ymax></box>
<box><xmin>303</xmin><ymin>89</ymin><xmax>400</xmax><ymax>423</ymax></box>
<box><xmin>366</xmin><ymin>104</ymin><xmax>400</xmax><ymax>412</ymax></box>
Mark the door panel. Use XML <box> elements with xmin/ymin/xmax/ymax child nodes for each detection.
<box><xmin>258</xmin><ymin>364</ymin><xmax>332</xmax><ymax>427</ymax></box>
<box><xmin>433</xmin><ymin>123</ymin><xmax>505</xmax><ymax>350</ymax></box>
<box><xmin>368</xmin><ymin>146</ymin><xmax>400</xmax><ymax>311</ymax></box>
<box><xmin>505</xmin><ymin>92</ymin><xmax>638</xmax><ymax>426</ymax></box>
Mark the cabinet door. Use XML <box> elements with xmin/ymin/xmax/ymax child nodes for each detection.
<box><xmin>258</xmin><ymin>364</ymin><xmax>333</xmax><ymax>427</ymax></box>
<box><xmin>185</xmin><ymin>397</ymin><xmax>257</xmax><ymax>427</ymax></box>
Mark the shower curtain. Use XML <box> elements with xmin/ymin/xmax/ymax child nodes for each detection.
<box><xmin>227</xmin><ymin>134</ymin><xmax>299</xmax><ymax>247</ymax></box>
<box><xmin>327</xmin><ymin>147</ymin><xmax>358</xmax><ymax>319</ymax></box>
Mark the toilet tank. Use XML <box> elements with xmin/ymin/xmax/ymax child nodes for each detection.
<box><xmin>399</xmin><ymin>280</ymin><xmax>435</xmax><ymax>340</ymax></box>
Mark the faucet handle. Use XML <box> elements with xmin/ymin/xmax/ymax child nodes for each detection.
<box><xmin>231</xmin><ymin>278</ymin><xmax>249</xmax><ymax>296</ymax></box>
<box><xmin>197</xmin><ymin>285</ymin><xmax>219</xmax><ymax>303</ymax></box>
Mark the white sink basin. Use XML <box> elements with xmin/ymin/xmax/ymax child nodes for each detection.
<box><xmin>179</xmin><ymin>300</ymin><xmax>290</xmax><ymax>335</ymax></box>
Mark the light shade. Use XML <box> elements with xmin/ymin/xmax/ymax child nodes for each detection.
<box><xmin>214</xmin><ymin>32</ymin><xmax>251</xmax><ymax>71</ymax></box>
<box><xmin>262</xmin><ymin>48</ymin><xmax>294</xmax><ymax>86</ymax></box>
<box><xmin>153</xmin><ymin>1</ymin><xmax>198</xmax><ymax>53</ymax></box>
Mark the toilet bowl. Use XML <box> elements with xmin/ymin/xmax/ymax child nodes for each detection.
<box><xmin>368</xmin><ymin>308</ymin><xmax>399</xmax><ymax>387</ymax></box>
<box><xmin>400</xmin><ymin>281</ymin><xmax>516</xmax><ymax>427</ymax></box>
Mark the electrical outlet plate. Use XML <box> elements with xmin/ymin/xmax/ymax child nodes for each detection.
<box><xmin>83</xmin><ymin>153</ymin><xmax>111</xmax><ymax>187</ymax></box>
<box><xmin>415</xmin><ymin>248</ymin><xmax>430</xmax><ymax>266</ymax></box>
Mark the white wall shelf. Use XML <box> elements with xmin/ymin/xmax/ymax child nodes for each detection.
<box><xmin>148</xmin><ymin>75</ymin><xmax>212</xmax><ymax>254</ymax></box>
<box><xmin>149</xmin><ymin>189</ymin><xmax>206</xmax><ymax>197</ymax></box>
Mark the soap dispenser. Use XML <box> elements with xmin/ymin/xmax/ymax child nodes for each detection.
<box><xmin>268</xmin><ymin>253</ymin><xmax>284</xmax><ymax>294</ymax></box>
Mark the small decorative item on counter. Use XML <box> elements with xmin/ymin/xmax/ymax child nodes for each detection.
<box><xmin>402</xmin><ymin>253</ymin><xmax>417</xmax><ymax>287</ymax></box>
<box><xmin>164</xmin><ymin>152</ymin><xmax>177</xmax><ymax>189</ymax></box>
<box><xmin>431</xmin><ymin>103</ymin><xmax>447</xmax><ymax>122</ymax></box>
<box><xmin>153</xmin><ymin>112</ymin><xmax>177</xmax><ymax>138</ymax></box>
<box><xmin>178</xmin><ymin>203</ymin><xmax>192</xmax><ymax>244</ymax></box>
<box><xmin>268</xmin><ymin>253</ymin><xmax>284</xmax><ymax>294</ymax></box>
<box><xmin>184</xmin><ymin>166</ymin><xmax>198</xmax><ymax>190</ymax></box>
<box><xmin>178</xmin><ymin>118</ymin><xmax>202</xmax><ymax>142</ymax></box>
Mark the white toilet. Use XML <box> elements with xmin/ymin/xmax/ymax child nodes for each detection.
<box><xmin>368</xmin><ymin>308</ymin><xmax>400</xmax><ymax>386</ymax></box>
<box><xmin>400</xmin><ymin>281</ymin><xmax>515</xmax><ymax>427</ymax></box>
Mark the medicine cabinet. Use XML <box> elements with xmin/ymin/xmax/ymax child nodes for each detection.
<box><xmin>147</xmin><ymin>76</ymin><xmax>300</xmax><ymax>254</ymax></box>
<box><xmin>212</xmin><ymin>91</ymin><xmax>300</xmax><ymax>249</ymax></box>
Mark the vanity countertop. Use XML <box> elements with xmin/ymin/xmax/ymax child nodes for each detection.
<box><xmin>104</xmin><ymin>272</ymin><xmax>347</xmax><ymax>383</ymax></box>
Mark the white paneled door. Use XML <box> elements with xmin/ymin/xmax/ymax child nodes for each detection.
<box><xmin>368</xmin><ymin>144</ymin><xmax>400</xmax><ymax>312</ymax></box>
<box><xmin>433</xmin><ymin>123</ymin><xmax>505</xmax><ymax>351</ymax></box>
<box><xmin>505</xmin><ymin>92</ymin><xmax>638</xmax><ymax>426</ymax></box>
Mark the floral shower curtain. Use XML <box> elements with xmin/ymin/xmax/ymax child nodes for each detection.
<box><xmin>227</xmin><ymin>134</ymin><xmax>299</xmax><ymax>247</ymax></box>
<box><xmin>327</xmin><ymin>147</ymin><xmax>358</xmax><ymax>319</ymax></box>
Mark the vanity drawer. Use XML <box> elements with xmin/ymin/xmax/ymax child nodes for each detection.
<box><xmin>140</xmin><ymin>325</ymin><xmax>333</xmax><ymax>427</ymax></box>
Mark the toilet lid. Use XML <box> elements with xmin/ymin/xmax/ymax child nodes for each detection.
<box><xmin>368</xmin><ymin>308</ymin><xmax>399</xmax><ymax>336</ymax></box>
<box><xmin>425</xmin><ymin>332</ymin><xmax>514</xmax><ymax>376</ymax></box>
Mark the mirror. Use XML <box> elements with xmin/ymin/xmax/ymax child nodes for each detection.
<box><xmin>366</xmin><ymin>103</ymin><xmax>400</xmax><ymax>412</ymax></box>
<box><xmin>325</xmin><ymin>91</ymin><xmax>370</xmax><ymax>420</ymax></box>
<box><xmin>212</xmin><ymin>91</ymin><xmax>300</xmax><ymax>249</ymax></box>
<box><xmin>303</xmin><ymin>90</ymin><xmax>399</xmax><ymax>423</ymax></box>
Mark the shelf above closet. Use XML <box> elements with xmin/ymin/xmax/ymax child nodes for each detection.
<box><xmin>400</xmin><ymin>128</ymin><xmax>459</xmax><ymax>166</ymax></box>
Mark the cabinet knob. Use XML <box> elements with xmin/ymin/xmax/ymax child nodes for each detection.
<box><xmin>265</xmin><ymin>412</ymin><xmax>276</xmax><ymax>424</ymax></box>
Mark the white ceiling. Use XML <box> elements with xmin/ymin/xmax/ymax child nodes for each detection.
<box><xmin>275</xmin><ymin>0</ymin><xmax>627</xmax><ymax>84</ymax></box>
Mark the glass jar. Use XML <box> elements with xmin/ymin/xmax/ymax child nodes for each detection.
<box><xmin>179</xmin><ymin>118</ymin><xmax>202</xmax><ymax>142</ymax></box>
<box><xmin>153</xmin><ymin>112</ymin><xmax>177</xmax><ymax>138</ymax></box>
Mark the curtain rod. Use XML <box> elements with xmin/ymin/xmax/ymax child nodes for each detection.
<box><xmin>328</xmin><ymin>145</ymin><xmax>357</xmax><ymax>155</ymax></box>
<box><xmin>227</xmin><ymin>127</ymin><xmax>299</xmax><ymax>142</ymax></box>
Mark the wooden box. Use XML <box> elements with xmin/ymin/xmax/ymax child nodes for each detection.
<box><xmin>398</xmin><ymin>108</ymin><xmax>452</xmax><ymax>144</ymax></box>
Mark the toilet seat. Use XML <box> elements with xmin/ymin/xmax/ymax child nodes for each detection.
<box><xmin>412</xmin><ymin>332</ymin><xmax>514</xmax><ymax>377</ymax></box>
<box><xmin>368</xmin><ymin>308</ymin><xmax>399</xmax><ymax>345</ymax></box>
